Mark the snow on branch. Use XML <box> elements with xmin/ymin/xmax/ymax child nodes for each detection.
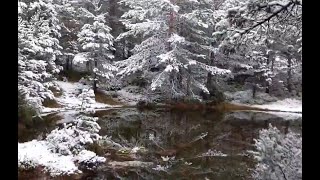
<box><xmin>196</xmin><ymin>61</ymin><xmax>231</xmax><ymax>75</ymax></box>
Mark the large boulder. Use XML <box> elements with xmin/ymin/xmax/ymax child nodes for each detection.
<box><xmin>72</xmin><ymin>53</ymin><xmax>91</xmax><ymax>73</ymax></box>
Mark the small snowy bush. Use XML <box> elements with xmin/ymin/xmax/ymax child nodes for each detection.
<box><xmin>249</xmin><ymin>124</ymin><xmax>302</xmax><ymax>180</ymax></box>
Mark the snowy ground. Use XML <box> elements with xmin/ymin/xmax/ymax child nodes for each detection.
<box><xmin>42</xmin><ymin>81</ymin><xmax>121</xmax><ymax>114</ymax></box>
<box><xmin>18</xmin><ymin>140</ymin><xmax>80</xmax><ymax>176</ymax></box>
<box><xmin>249</xmin><ymin>98</ymin><xmax>302</xmax><ymax>119</ymax></box>
<box><xmin>252</xmin><ymin>98</ymin><xmax>302</xmax><ymax>113</ymax></box>
<box><xmin>224</xmin><ymin>90</ymin><xmax>278</xmax><ymax>105</ymax></box>
<box><xmin>225</xmin><ymin>90</ymin><xmax>302</xmax><ymax>119</ymax></box>
<box><xmin>18</xmin><ymin>116</ymin><xmax>106</xmax><ymax>176</ymax></box>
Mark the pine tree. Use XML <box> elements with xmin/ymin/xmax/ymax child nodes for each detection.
<box><xmin>18</xmin><ymin>0</ymin><xmax>62</xmax><ymax>110</ymax></box>
<box><xmin>116</xmin><ymin>0</ymin><xmax>230</xmax><ymax>100</ymax></box>
<box><xmin>77</xmin><ymin>3</ymin><xmax>117</xmax><ymax>91</ymax></box>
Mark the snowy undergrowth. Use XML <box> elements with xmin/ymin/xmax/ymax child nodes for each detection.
<box><xmin>18</xmin><ymin>115</ymin><xmax>106</xmax><ymax>176</ymax></box>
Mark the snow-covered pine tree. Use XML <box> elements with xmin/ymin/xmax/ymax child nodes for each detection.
<box><xmin>116</xmin><ymin>0</ymin><xmax>230</xmax><ymax>100</ymax></box>
<box><xmin>18</xmin><ymin>0</ymin><xmax>62</xmax><ymax>111</ymax></box>
<box><xmin>77</xmin><ymin>2</ymin><xmax>117</xmax><ymax>92</ymax></box>
<box><xmin>53</xmin><ymin>0</ymin><xmax>79</xmax><ymax>69</ymax></box>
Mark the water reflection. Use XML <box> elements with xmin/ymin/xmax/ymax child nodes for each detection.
<box><xmin>94</xmin><ymin>109</ymin><xmax>301</xmax><ymax>179</ymax></box>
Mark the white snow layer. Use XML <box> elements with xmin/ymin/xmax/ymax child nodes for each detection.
<box><xmin>18</xmin><ymin>140</ymin><xmax>80</xmax><ymax>176</ymax></box>
<box><xmin>18</xmin><ymin>116</ymin><xmax>106</xmax><ymax>176</ymax></box>
<box><xmin>72</xmin><ymin>53</ymin><xmax>90</xmax><ymax>73</ymax></box>
<box><xmin>252</xmin><ymin>98</ymin><xmax>302</xmax><ymax>113</ymax></box>
<box><xmin>42</xmin><ymin>81</ymin><xmax>117</xmax><ymax>114</ymax></box>
<box><xmin>250</xmin><ymin>98</ymin><xmax>302</xmax><ymax>119</ymax></box>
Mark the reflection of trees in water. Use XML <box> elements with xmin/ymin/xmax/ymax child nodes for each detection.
<box><xmin>98</xmin><ymin>109</ymin><xmax>301</xmax><ymax>179</ymax></box>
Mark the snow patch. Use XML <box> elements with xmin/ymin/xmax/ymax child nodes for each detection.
<box><xmin>72</xmin><ymin>53</ymin><xmax>90</xmax><ymax>73</ymax></box>
<box><xmin>252</xmin><ymin>98</ymin><xmax>302</xmax><ymax>113</ymax></box>
<box><xmin>199</xmin><ymin>149</ymin><xmax>227</xmax><ymax>157</ymax></box>
<box><xmin>18</xmin><ymin>115</ymin><xmax>106</xmax><ymax>176</ymax></box>
<box><xmin>54</xmin><ymin>81</ymin><xmax>115</xmax><ymax>111</ymax></box>
<box><xmin>18</xmin><ymin>140</ymin><xmax>80</xmax><ymax>176</ymax></box>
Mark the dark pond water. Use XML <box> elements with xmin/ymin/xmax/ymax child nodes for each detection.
<box><xmin>18</xmin><ymin>108</ymin><xmax>302</xmax><ymax>179</ymax></box>
<box><xmin>85</xmin><ymin>109</ymin><xmax>302</xmax><ymax>180</ymax></box>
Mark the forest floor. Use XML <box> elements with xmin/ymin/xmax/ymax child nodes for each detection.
<box><xmin>41</xmin><ymin>81</ymin><xmax>122</xmax><ymax>118</ymax></box>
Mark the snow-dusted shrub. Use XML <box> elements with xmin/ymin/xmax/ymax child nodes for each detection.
<box><xmin>18</xmin><ymin>115</ymin><xmax>106</xmax><ymax>176</ymax></box>
<box><xmin>249</xmin><ymin>124</ymin><xmax>302</xmax><ymax>180</ymax></box>
<box><xmin>74</xmin><ymin>116</ymin><xmax>100</xmax><ymax>133</ymax></box>
<box><xmin>73</xmin><ymin>150</ymin><xmax>106</xmax><ymax>170</ymax></box>
<box><xmin>78</xmin><ymin>88</ymin><xmax>96</xmax><ymax>113</ymax></box>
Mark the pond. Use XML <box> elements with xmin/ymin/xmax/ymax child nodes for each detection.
<box><xmin>78</xmin><ymin>108</ymin><xmax>302</xmax><ymax>180</ymax></box>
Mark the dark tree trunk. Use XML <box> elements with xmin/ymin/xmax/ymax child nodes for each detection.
<box><xmin>252</xmin><ymin>84</ymin><xmax>257</xmax><ymax>98</ymax></box>
<box><xmin>66</xmin><ymin>57</ymin><xmax>69</xmax><ymax>71</ymax></box>
<box><xmin>70</xmin><ymin>55</ymin><xmax>73</xmax><ymax>70</ymax></box>
<box><xmin>287</xmin><ymin>57</ymin><xmax>292</xmax><ymax>93</ymax></box>
<box><xmin>206</xmin><ymin>50</ymin><xmax>215</xmax><ymax>88</ymax></box>
<box><xmin>186</xmin><ymin>69</ymin><xmax>191</xmax><ymax>96</ymax></box>
<box><xmin>265</xmin><ymin>86</ymin><xmax>270</xmax><ymax>93</ymax></box>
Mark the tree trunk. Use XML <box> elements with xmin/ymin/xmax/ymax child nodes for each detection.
<box><xmin>265</xmin><ymin>52</ymin><xmax>272</xmax><ymax>93</ymax></box>
<box><xmin>123</xmin><ymin>39</ymin><xmax>128</xmax><ymax>59</ymax></box>
<box><xmin>167</xmin><ymin>0</ymin><xmax>176</xmax><ymax>51</ymax></box>
<box><xmin>252</xmin><ymin>84</ymin><xmax>257</xmax><ymax>98</ymax></box>
<box><xmin>66</xmin><ymin>56</ymin><xmax>69</xmax><ymax>71</ymax></box>
<box><xmin>206</xmin><ymin>49</ymin><xmax>215</xmax><ymax>88</ymax></box>
<box><xmin>287</xmin><ymin>57</ymin><xmax>292</xmax><ymax>93</ymax></box>
<box><xmin>70</xmin><ymin>55</ymin><xmax>73</xmax><ymax>71</ymax></box>
<box><xmin>186</xmin><ymin>69</ymin><xmax>191</xmax><ymax>96</ymax></box>
<box><xmin>93</xmin><ymin>59</ymin><xmax>98</xmax><ymax>92</ymax></box>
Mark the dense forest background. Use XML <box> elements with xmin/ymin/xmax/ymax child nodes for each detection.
<box><xmin>18</xmin><ymin>0</ymin><xmax>302</xmax><ymax>111</ymax></box>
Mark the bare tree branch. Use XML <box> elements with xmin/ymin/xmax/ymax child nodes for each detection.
<box><xmin>240</xmin><ymin>2</ymin><xmax>293</xmax><ymax>35</ymax></box>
